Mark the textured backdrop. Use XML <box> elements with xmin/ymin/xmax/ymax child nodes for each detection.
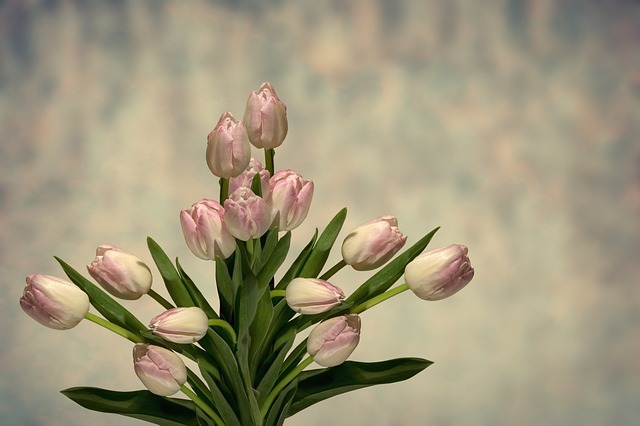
<box><xmin>2</xmin><ymin>1</ymin><xmax>640</xmax><ymax>425</ymax></box>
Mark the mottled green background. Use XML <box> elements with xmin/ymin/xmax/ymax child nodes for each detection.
<box><xmin>2</xmin><ymin>1</ymin><xmax>639</xmax><ymax>425</ymax></box>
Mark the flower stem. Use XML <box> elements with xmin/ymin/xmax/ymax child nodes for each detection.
<box><xmin>350</xmin><ymin>283</ymin><xmax>409</xmax><ymax>315</ymax></box>
<box><xmin>261</xmin><ymin>355</ymin><xmax>314</xmax><ymax>419</ymax></box>
<box><xmin>319</xmin><ymin>259</ymin><xmax>347</xmax><ymax>280</ymax></box>
<box><xmin>147</xmin><ymin>289</ymin><xmax>174</xmax><ymax>310</ymax></box>
<box><xmin>270</xmin><ymin>289</ymin><xmax>286</xmax><ymax>299</ymax></box>
<box><xmin>84</xmin><ymin>312</ymin><xmax>143</xmax><ymax>343</ymax></box>
<box><xmin>208</xmin><ymin>319</ymin><xmax>237</xmax><ymax>344</ymax></box>
<box><xmin>181</xmin><ymin>385</ymin><xmax>224</xmax><ymax>426</ymax></box>
<box><xmin>219</xmin><ymin>177</ymin><xmax>229</xmax><ymax>203</ymax></box>
<box><xmin>265</xmin><ymin>148</ymin><xmax>275</xmax><ymax>176</ymax></box>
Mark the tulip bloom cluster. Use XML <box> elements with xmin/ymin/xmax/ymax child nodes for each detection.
<box><xmin>20</xmin><ymin>82</ymin><xmax>475</xmax><ymax>426</ymax></box>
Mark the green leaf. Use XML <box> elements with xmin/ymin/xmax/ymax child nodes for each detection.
<box><xmin>215</xmin><ymin>256</ymin><xmax>235</xmax><ymax>322</ymax></box>
<box><xmin>255</xmin><ymin>327</ymin><xmax>297</xmax><ymax>406</ymax></box>
<box><xmin>275</xmin><ymin>230</ymin><xmax>317</xmax><ymax>290</ymax></box>
<box><xmin>346</xmin><ymin>227</ymin><xmax>439</xmax><ymax>306</ymax></box>
<box><xmin>288</xmin><ymin>358</ymin><xmax>433</xmax><ymax>416</ymax></box>
<box><xmin>257</xmin><ymin>231</ymin><xmax>291</xmax><ymax>288</ymax></box>
<box><xmin>55</xmin><ymin>257</ymin><xmax>146</xmax><ymax>334</ymax></box>
<box><xmin>147</xmin><ymin>237</ymin><xmax>194</xmax><ymax>307</ymax></box>
<box><xmin>264</xmin><ymin>378</ymin><xmax>298</xmax><ymax>426</ymax></box>
<box><xmin>234</xmin><ymin>269</ymin><xmax>263</xmax><ymax>425</ymax></box>
<box><xmin>198</xmin><ymin>359</ymin><xmax>240</xmax><ymax>426</ymax></box>
<box><xmin>249</xmin><ymin>284</ymin><xmax>275</xmax><ymax>380</ymax></box>
<box><xmin>62</xmin><ymin>387</ymin><xmax>198</xmax><ymax>426</ymax></box>
<box><xmin>176</xmin><ymin>258</ymin><xmax>219</xmax><ymax>319</ymax></box>
<box><xmin>206</xmin><ymin>329</ymin><xmax>254</xmax><ymax>426</ymax></box>
<box><xmin>259</xmin><ymin>227</ymin><xmax>280</xmax><ymax>265</ymax></box>
<box><xmin>298</xmin><ymin>208</ymin><xmax>347</xmax><ymax>278</ymax></box>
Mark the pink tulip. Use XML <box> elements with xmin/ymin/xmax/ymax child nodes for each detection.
<box><xmin>133</xmin><ymin>344</ymin><xmax>187</xmax><ymax>396</ymax></box>
<box><xmin>285</xmin><ymin>278</ymin><xmax>345</xmax><ymax>315</ymax></box>
<box><xmin>268</xmin><ymin>170</ymin><xmax>314</xmax><ymax>231</ymax></box>
<box><xmin>87</xmin><ymin>245</ymin><xmax>152</xmax><ymax>300</ymax></box>
<box><xmin>307</xmin><ymin>314</ymin><xmax>361</xmax><ymax>367</ymax></box>
<box><xmin>20</xmin><ymin>274</ymin><xmax>90</xmax><ymax>330</ymax></box>
<box><xmin>341</xmin><ymin>216</ymin><xmax>407</xmax><ymax>271</ymax></box>
<box><xmin>404</xmin><ymin>244</ymin><xmax>475</xmax><ymax>301</ymax></box>
<box><xmin>228</xmin><ymin>157</ymin><xmax>271</xmax><ymax>196</ymax></box>
<box><xmin>223</xmin><ymin>187</ymin><xmax>271</xmax><ymax>241</ymax></box>
<box><xmin>149</xmin><ymin>307</ymin><xmax>209</xmax><ymax>344</ymax></box>
<box><xmin>180</xmin><ymin>199</ymin><xmax>236</xmax><ymax>260</ymax></box>
<box><xmin>206</xmin><ymin>112</ymin><xmax>251</xmax><ymax>178</ymax></box>
<box><xmin>243</xmin><ymin>82</ymin><xmax>288</xmax><ymax>149</ymax></box>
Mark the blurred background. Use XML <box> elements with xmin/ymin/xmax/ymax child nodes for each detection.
<box><xmin>2</xmin><ymin>0</ymin><xmax>639</xmax><ymax>425</ymax></box>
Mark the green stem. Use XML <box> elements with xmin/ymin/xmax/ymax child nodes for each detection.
<box><xmin>319</xmin><ymin>259</ymin><xmax>347</xmax><ymax>280</ymax></box>
<box><xmin>261</xmin><ymin>355</ymin><xmax>314</xmax><ymax>419</ymax></box>
<box><xmin>84</xmin><ymin>312</ymin><xmax>143</xmax><ymax>343</ymax></box>
<box><xmin>181</xmin><ymin>385</ymin><xmax>224</xmax><ymax>426</ymax></box>
<box><xmin>350</xmin><ymin>283</ymin><xmax>409</xmax><ymax>315</ymax></box>
<box><xmin>147</xmin><ymin>289</ymin><xmax>174</xmax><ymax>310</ymax></box>
<box><xmin>264</xmin><ymin>148</ymin><xmax>275</xmax><ymax>176</ymax></box>
<box><xmin>219</xmin><ymin>177</ymin><xmax>229</xmax><ymax>203</ymax></box>
<box><xmin>270</xmin><ymin>289</ymin><xmax>286</xmax><ymax>299</ymax></box>
<box><xmin>208</xmin><ymin>319</ymin><xmax>237</xmax><ymax>344</ymax></box>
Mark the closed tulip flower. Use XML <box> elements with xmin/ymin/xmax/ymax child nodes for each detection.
<box><xmin>133</xmin><ymin>344</ymin><xmax>187</xmax><ymax>396</ymax></box>
<box><xmin>87</xmin><ymin>245</ymin><xmax>153</xmax><ymax>300</ymax></box>
<box><xmin>341</xmin><ymin>215</ymin><xmax>407</xmax><ymax>271</ymax></box>
<box><xmin>404</xmin><ymin>244</ymin><xmax>475</xmax><ymax>301</ymax></box>
<box><xmin>228</xmin><ymin>157</ymin><xmax>271</xmax><ymax>196</ymax></box>
<box><xmin>149</xmin><ymin>307</ymin><xmax>209</xmax><ymax>344</ymax></box>
<box><xmin>180</xmin><ymin>199</ymin><xmax>236</xmax><ymax>260</ymax></box>
<box><xmin>268</xmin><ymin>169</ymin><xmax>314</xmax><ymax>231</ymax></box>
<box><xmin>19</xmin><ymin>274</ymin><xmax>90</xmax><ymax>330</ymax></box>
<box><xmin>285</xmin><ymin>278</ymin><xmax>345</xmax><ymax>315</ymax></box>
<box><xmin>224</xmin><ymin>187</ymin><xmax>271</xmax><ymax>241</ymax></box>
<box><xmin>243</xmin><ymin>82</ymin><xmax>288</xmax><ymax>149</ymax></box>
<box><xmin>206</xmin><ymin>112</ymin><xmax>251</xmax><ymax>178</ymax></box>
<box><xmin>307</xmin><ymin>314</ymin><xmax>361</xmax><ymax>367</ymax></box>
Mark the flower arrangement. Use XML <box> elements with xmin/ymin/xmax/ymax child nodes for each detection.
<box><xmin>19</xmin><ymin>82</ymin><xmax>475</xmax><ymax>425</ymax></box>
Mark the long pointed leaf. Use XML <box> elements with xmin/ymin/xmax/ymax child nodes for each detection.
<box><xmin>147</xmin><ymin>237</ymin><xmax>194</xmax><ymax>307</ymax></box>
<box><xmin>276</xmin><ymin>230</ymin><xmax>317</xmax><ymax>290</ymax></box>
<box><xmin>62</xmin><ymin>387</ymin><xmax>198</xmax><ymax>426</ymax></box>
<box><xmin>298</xmin><ymin>208</ymin><xmax>347</xmax><ymax>278</ymax></box>
<box><xmin>176</xmin><ymin>258</ymin><xmax>218</xmax><ymax>319</ymax></box>
<box><xmin>55</xmin><ymin>257</ymin><xmax>146</xmax><ymax>334</ymax></box>
<box><xmin>288</xmin><ymin>358</ymin><xmax>433</xmax><ymax>416</ymax></box>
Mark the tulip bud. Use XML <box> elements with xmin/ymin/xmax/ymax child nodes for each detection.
<box><xmin>228</xmin><ymin>157</ymin><xmax>271</xmax><ymax>196</ymax></box>
<box><xmin>243</xmin><ymin>82</ymin><xmax>288</xmax><ymax>149</ymax></box>
<box><xmin>133</xmin><ymin>343</ymin><xmax>187</xmax><ymax>396</ymax></box>
<box><xmin>149</xmin><ymin>307</ymin><xmax>209</xmax><ymax>344</ymax></box>
<box><xmin>206</xmin><ymin>112</ymin><xmax>251</xmax><ymax>178</ymax></box>
<box><xmin>307</xmin><ymin>314</ymin><xmax>361</xmax><ymax>367</ymax></box>
<box><xmin>19</xmin><ymin>274</ymin><xmax>90</xmax><ymax>330</ymax></box>
<box><xmin>285</xmin><ymin>278</ymin><xmax>345</xmax><ymax>315</ymax></box>
<box><xmin>268</xmin><ymin>170</ymin><xmax>314</xmax><ymax>231</ymax></box>
<box><xmin>180</xmin><ymin>199</ymin><xmax>236</xmax><ymax>260</ymax></box>
<box><xmin>341</xmin><ymin>216</ymin><xmax>407</xmax><ymax>271</ymax></box>
<box><xmin>223</xmin><ymin>187</ymin><xmax>271</xmax><ymax>241</ymax></box>
<box><xmin>87</xmin><ymin>245</ymin><xmax>153</xmax><ymax>300</ymax></box>
<box><xmin>404</xmin><ymin>244</ymin><xmax>475</xmax><ymax>301</ymax></box>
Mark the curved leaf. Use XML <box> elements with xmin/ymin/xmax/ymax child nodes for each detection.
<box><xmin>147</xmin><ymin>237</ymin><xmax>194</xmax><ymax>307</ymax></box>
<box><xmin>298</xmin><ymin>208</ymin><xmax>347</xmax><ymax>279</ymax></box>
<box><xmin>55</xmin><ymin>257</ymin><xmax>146</xmax><ymax>334</ymax></box>
<box><xmin>288</xmin><ymin>357</ymin><xmax>433</xmax><ymax>416</ymax></box>
<box><xmin>62</xmin><ymin>387</ymin><xmax>198</xmax><ymax>426</ymax></box>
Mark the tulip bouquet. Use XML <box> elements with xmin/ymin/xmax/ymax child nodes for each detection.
<box><xmin>20</xmin><ymin>83</ymin><xmax>474</xmax><ymax>426</ymax></box>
